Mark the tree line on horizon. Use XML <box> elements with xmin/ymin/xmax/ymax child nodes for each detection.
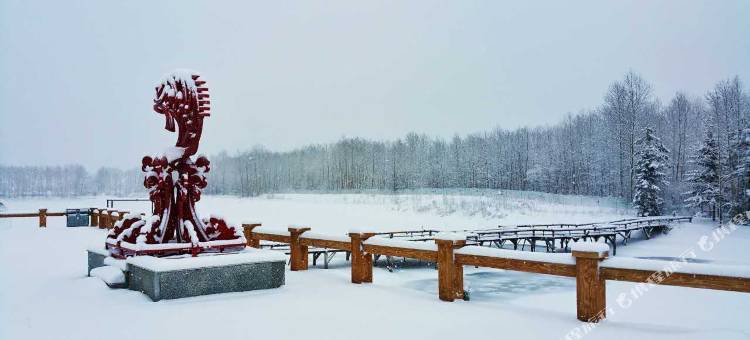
<box><xmin>1</xmin><ymin>72</ymin><xmax>748</xmax><ymax>220</ymax></box>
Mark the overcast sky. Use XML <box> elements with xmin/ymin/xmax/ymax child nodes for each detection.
<box><xmin>1</xmin><ymin>1</ymin><xmax>749</xmax><ymax>170</ymax></box>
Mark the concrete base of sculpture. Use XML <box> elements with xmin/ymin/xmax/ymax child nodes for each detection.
<box><xmin>87</xmin><ymin>248</ymin><xmax>287</xmax><ymax>301</ymax></box>
<box><xmin>88</xmin><ymin>248</ymin><xmax>109</xmax><ymax>275</ymax></box>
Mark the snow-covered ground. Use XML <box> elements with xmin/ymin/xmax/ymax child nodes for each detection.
<box><xmin>1</xmin><ymin>193</ymin><xmax>749</xmax><ymax>340</ymax></box>
<box><xmin>1</xmin><ymin>191</ymin><xmax>631</xmax><ymax>233</ymax></box>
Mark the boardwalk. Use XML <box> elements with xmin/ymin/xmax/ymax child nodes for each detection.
<box><xmin>362</xmin><ymin>216</ymin><xmax>692</xmax><ymax>256</ymax></box>
<box><xmin>253</xmin><ymin>216</ymin><xmax>693</xmax><ymax>269</ymax></box>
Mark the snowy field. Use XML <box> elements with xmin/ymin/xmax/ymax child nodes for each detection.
<box><xmin>1</xmin><ymin>193</ymin><xmax>749</xmax><ymax>340</ymax></box>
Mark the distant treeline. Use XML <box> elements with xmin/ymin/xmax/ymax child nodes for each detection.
<box><xmin>0</xmin><ymin>165</ymin><xmax>142</xmax><ymax>198</ymax></box>
<box><xmin>2</xmin><ymin>72</ymin><xmax>748</xmax><ymax>219</ymax></box>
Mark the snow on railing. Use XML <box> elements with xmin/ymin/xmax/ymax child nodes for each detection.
<box><xmin>456</xmin><ymin>245</ymin><xmax>575</xmax><ymax>265</ymax></box>
<box><xmin>363</xmin><ymin>236</ymin><xmax>438</xmax><ymax>251</ymax></box>
<box><xmin>302</xmin><ymin>232</ymin><xmax>350</xmax><ymax>243</ymax></box>
<box><xmin>602</xmin><ymin>256</ymin><xmax>750</xmax><ymax>279</ymax></box>
<box><xmin>1</xmin><ymin>208</ymin><xmax>81</xmax><ymax>228</ymax></box>
<box><xmin>252</xmin><ymin>227</ymin><xmax>291</xmax><ymax>237</ymax></box>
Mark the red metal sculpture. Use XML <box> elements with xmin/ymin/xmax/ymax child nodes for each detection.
<box><xmin>106</xmin><ymin>70</ymin><xmax>246</xmax><ymax>258</ymax></box>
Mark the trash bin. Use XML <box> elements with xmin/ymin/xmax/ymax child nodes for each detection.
<box><xmin>66</xmin><ymin>208</ymin><xmax>90</xmax><ymax>227</ymax></box>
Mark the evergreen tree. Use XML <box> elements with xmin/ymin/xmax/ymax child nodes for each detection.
<box><xmin>737</xmin><ymin>127</ymin><xmax>750</xmax><ymax>215</ymax></box>
<box><xmin>684</xmin><ymin>128</ymin><xmax>721</xmax><ymax>220</ymax></box>
<box><xmin>633</xmin><ymin>128</ymin><xmax>670</xmax><ymax>216</ymax></box>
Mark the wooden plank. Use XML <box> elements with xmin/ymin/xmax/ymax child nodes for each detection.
<box><xmin>455</xmin><ymin>253</ymin><xmax>576</xmax><ymax>277</ymax></box>
<box><xmin>0</xmin><ymin>213</ymin><xmax>40</xmax><ymax>218</ymax></box>
<box><xmin>600</xmin><ymin>267</ymin><xmax>750</xmax><ymax>293</ymax></box>
<box><xmin>363</xmin><ymin>244</ymin><xmax>438</xmax><ymax>262</ymax></box>
<box><xmin>0</xmin><ymin>212</ymin><xmax>65</xmax><ymax>218</ymax></box>
<box><xmin>253</xmin><ymin>232</ymin><xmax>291</xmax><ymax>244</ymax></box>
<box><xmin>300</xmin><ymin>238</ymin><xmax>352</xmax><ymax>251</ymax></box>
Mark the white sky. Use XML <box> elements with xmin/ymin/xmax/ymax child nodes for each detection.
<box><xmin>1</xmin><ymin>0</ymin><xmax>748</xmax><ymax>170</ymax></box>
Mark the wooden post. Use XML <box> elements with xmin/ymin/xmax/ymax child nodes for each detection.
<box><xmin>100</xmin><ymin>210</ymin><xmax>110</xmax><ymax>229</ymax></box>
<box><xmin>288</xmin><ymin>226</ymin><xmax>311</xmax><ymax>271</ymax></box>
<box><xmin>242</xmin><ymin>223</ymin><xmax>262</xmax><ymax>248</ymax></box>
<box><xmin>573</xmin><ymin>249</ymin><xmax>608</xmax><ymax>322</ymax></box>
<box><xmin>453</xmin><ymin>240</ymin><xmax>466</xmax><ymax>300</ymax></box>
<box><xmin>349</xmin><ymin>232</ymin><xmax>375</xmax><ymax>284</ymax></box>
<box><xmin>90</xmin><ymin>209</ymin><xmax>99</xmax><ymax>227</ymax></box>
<box><xmin>101</xmin><ymin>210</ymin><xmax>110</xmax><ymax>228</ymax></box>
<box><xmin>105</xmin><ymin>210</ymin><xmax>117</xmax><ymax>228</ymax></box>
<box><xmin>38</xmin><ymin>208</ymin><xmax>47</xmax><ymax>228</ymax></box>
<box><xmin>97</xmin><ymin>210</ymin><xmax>104</xmax><ymax>228</ymax></box>
<box><xmin>436</xmin><ymin>239</ymin><xmax>465</xmax><ymax>301</ymax></box>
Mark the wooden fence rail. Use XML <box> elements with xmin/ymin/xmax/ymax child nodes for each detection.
<box><xmin>0</xmin><ymin>208</ymin><xmax>129</xmax><ymax>228</ymax></box>
<box><xmin>0</xmin><ymin>209</ymin><xmax>65</xmax><ymax>227</ymax></box>
<box><xmin>244</xmin><ymin>224</ymin><xmax>750</xmax><ymax>323</ymax></box>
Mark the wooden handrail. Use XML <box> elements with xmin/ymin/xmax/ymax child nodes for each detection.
<box><xmin>253</xmin><ymin>232</ymin><xmax>291</xmax><ymax>244</ymax></box>
<box><xmin>363</xmin><ymin>244</ymin><xmax>437</xmax><ymax>262</ymax></box>
<box><xmin>601</xmin><ymin>267</ymin><xmax>750</xmax><ymax>293</ymax></box>
<box><xmin>0</xmin><ymin>212</ymin><xmax>65</xmax><ymax>218</ymax></box>
<box><xmin>300</xmin><ymin>237</ymin><xmax>352</xmax><ymax>251</ymax></box>
<box><xmin>243</xmin><ymin>224</ymin><xmax>748</xmax><ymax>323</ymax></box>
<box><xmin>455</xmin><ymin>253</ymin><xmax>576</xmax><ymax>277</ymax></box>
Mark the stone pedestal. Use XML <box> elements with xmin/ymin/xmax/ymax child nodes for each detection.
<box><xmin>87</xmin><ymin>248</ymin><xmax>287</xmax><ymax>301</ymax></box>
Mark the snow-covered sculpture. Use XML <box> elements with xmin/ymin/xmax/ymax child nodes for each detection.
<box><xmin>106</xmin><ymin>70</ymin><xmax>245</xmax><ymax>258</ymax></box>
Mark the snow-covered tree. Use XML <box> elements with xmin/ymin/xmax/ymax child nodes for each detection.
<box><xmin>633</xmin><ymin>128</ymin><xmax>670</xmax><ymax>216</ymax></box>
<box><xmin>684</xmin><ymin>128</ymin><xmax>721</xmax><ymax>220</ymax></box>
<box><xmin>737</xmin><ymin>127</ymin><xmax>750</xmax><ymax>214</ymax></box>
<box><xmin>705</xmin><ymin>77</ymin><xmax>749</xmax><ymax>221</ymax></box>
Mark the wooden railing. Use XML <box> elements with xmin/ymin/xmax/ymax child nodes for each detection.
<box><xmin>3</xmin><ymin>210</ymin><xmax>746</xmax><ymax>323</ymax></box>
<box><xmin>244</xmin><ymin>224</ymin><xmax>750</xmax><ymax>323</ymax></box>
<box><xmin>0</xmin><ymin>208</ymin><xmax>130</xmax><ymax>228</ymax></box>
<box><xmin>0</xmin><ymin>209</ymin><xmax>65</xmax><ymax>227</ymax></box>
